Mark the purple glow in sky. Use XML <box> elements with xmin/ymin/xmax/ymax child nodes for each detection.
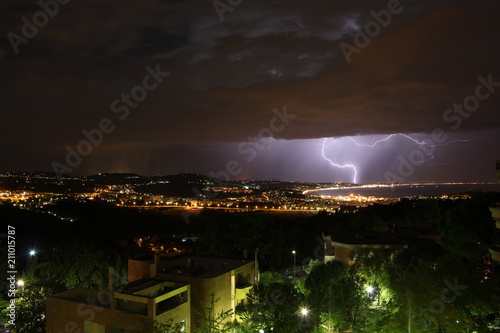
<box><xmin>99</xmin><ymin>130</ymin><xmax>496</xmax><ymax>184</ymax></box>
<box><xmin>1</xmin><ymin>0</ymin><xmax>499</xmax><ymax>182</ymax></box>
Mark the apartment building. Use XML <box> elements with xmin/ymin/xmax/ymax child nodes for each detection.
<box><xmin>46</xmin><ymin>253</ymin><xmax>256</xmax><ymax>333</ymax></box>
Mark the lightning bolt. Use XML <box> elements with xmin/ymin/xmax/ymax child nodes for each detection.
<box><xmin>252</xmin><ymin>137</ymin><xmax>275</xmax><ymax>156</ymax></box>
<box><xmin>348</xmin><ymin>133</ymin><xmax>436</xmax><ymax>160</ymax></box>
<box><xmin>434</xmin><ymin>138</ymin><xmax>477</xmax><ymax>146</ymax></box>
<box><xmin>320</xmin><ymin>133</ymin><xmax>450</xmax><ymax>183</ymax></box>
<box><xmin>321</xmin><ymin>138</ymin><xmax>358</xmax><ymax>184</ymax></box>
<box><xmin>318</xmin><ymin>133</ymin><xmax>485</xmax><ymax>184</ymax></box>
<box><xmin>347</xmin><ymin>133</ymin><xmax>429</xmax><ymax>148</ymax></box>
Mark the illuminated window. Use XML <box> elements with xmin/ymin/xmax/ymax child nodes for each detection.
<box><xmin>84</xmin><ymin>321</ymin><xmax>105</xmax><ymax>333</ymax></box>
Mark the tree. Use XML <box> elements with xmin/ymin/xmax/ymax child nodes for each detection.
<box><xmin>199</xmin><ymin>213</ymin><xmax>269</xmax><ymax>259</ymax></box>
<box><xmin>388</xmin><ymin>255</ymin><xmax>498</xmax><ymax>332</ymax></box>
<box><xmin>258</xmin><ymin>271</ymin><xmax>284</xmax><ymax>285</ymax></box>
<box><xmin>304</xmin><ymin>259</ymin><xmax>322</xmax><ymax>275</ymax></box>
<box><xmin>2</xmin><ymin>278</ymin><xmax>52</xmax><ymax>333</ymax></box>
<box><xmin>195</xmin><ymin>293</ymin><xmax>233</xmax><ymax>333</ymax></box>
<box><xmin>38</xmin><ymin>240</ymin><xmax>118</xmax><ymax>291</ymax></box>
<box><xmin>353</xmin><ymin>254</ymin><xmax>397</xmax><ymax>310</ymax></box>
<box><xmin>439</xmin><ymin>198</ymin><xmax>495</xmax><ymax>261</ymax></box>
<box><xmin>236</xmin><ymin>282</ymin><xmax>308</xmax><ymax>333</ymax></box>
<box><xmin>0</xmin><ymin>295</ymin><xmax>10</xmax><ymax>327</ymax></box>
<box><xmin>305</xmin><ymin>261</ymin><xmax>366</xmax><ymax>331</ymax></box>
<box><xmin>153</xmin><ymin>319</ymin><xmax>185</xmax><ymax>333</ymax></box>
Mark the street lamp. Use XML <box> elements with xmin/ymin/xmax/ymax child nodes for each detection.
<box><xmin>292</xmin><ymin>250</ymin><xmax>296</xmax><ymax>281</ymax></box>
<box><xmin>29</xmin><ymin>249</ymin><xmax>36</xmax><ymax>256</ymax></box>
<box><xmin>17</xmin><ymin>280</ymin><xmax>24</xmax><ymax>287</ymax></box>
<box><xmin>300</xmin><ymin>307</ymin><xmax>309</xmax><ymax>317</ymax></box>
<box><xmin>254</xmin><ymin>248</ymin><xmax>259</xmax><ymax>286</ymax></box>
<box><xmin>366</xmin><ymin>285</ymin><xmax>380</xmax><ymax>306</ymax></box>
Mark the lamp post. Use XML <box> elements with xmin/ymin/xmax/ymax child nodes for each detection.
<box><xmin>292</xmin><ymin>250</ymin><xmax>296</xmax><ymax>281</ymax></box>
<box><xmin>254</xmin><ymin>248</ymin><xmax>258</xmax><ymax>286</ymax></box>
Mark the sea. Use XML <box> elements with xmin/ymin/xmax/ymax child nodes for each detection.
<box><xmin>311</xmin><ymin>183</ymin><xmax>500</xmax><ymax>199</ymax></box>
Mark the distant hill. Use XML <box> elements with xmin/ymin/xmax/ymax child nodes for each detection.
<box><xmin>134</xmin><ymin>173</ymin><xmax>238</xmax><ymax>198</ymax></box>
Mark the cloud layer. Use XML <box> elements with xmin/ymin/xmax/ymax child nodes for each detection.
<box><xmin>1</xmin><ymin>0</ymin><xmax>499</xmax><ymax>180</ymax></box>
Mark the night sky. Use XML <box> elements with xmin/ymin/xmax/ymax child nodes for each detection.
<box><xmin>1</xmin><ymin>0</ymin><xmax>500</xmax><ymax>183</ymax></box>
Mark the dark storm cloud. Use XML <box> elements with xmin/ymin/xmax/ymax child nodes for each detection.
<box><xmin>1</xmin><ymin>0</ymin><xmax>499</xmax><ymax>178</ymax></box>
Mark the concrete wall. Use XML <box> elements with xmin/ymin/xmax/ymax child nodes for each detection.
<box><xmin>156</xmin><ymin>301</ymin><xmax>190</xmax><ymax>332</ymax></box>
<box><xmin>46</xmin><ymin>286</ymin><xmax>191</xmax><ymax>333</ymax></box>
<box><xmin>160</xmin><ymin>261</ymin><xmax>256</xmax><ymax>331</ymax></box>
<box><xmin>161</xmin><ymin>272</ymin><xmax>233</xmax><ymax>330</ymax></box>
<box><xmin>46</xmin><ymin>296</ymin><xmax>151</xmax><ymax>333</ymax></box>
<box><xmin>490</xmin><ymin>206</ymin><xmax>500</xmax><ymax>229</ymax></box>
<box><xmin>128</xmin><ymin>260</ymin><xmax>151</xmax><ymax>282</ymax></box>
<box><xmin>330</xmin><ymin>245</ymin><xmax>404</xmax><ymax>266</ymax></box>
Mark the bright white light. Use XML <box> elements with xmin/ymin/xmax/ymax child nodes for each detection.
<box><xmin>300</xmin><ymin>308</ymin><xmax>309</xmax><ymax>316</ymax></box>
<box><xmin>259</xmin><ymin>330</ymin><xmax>264</xmax><ymax>333</ymax></box>
<box><xmin>17</xmin><ymin>280</ymin><xmax>24</xmax><ymax>287</ymax></box>
<box><xmin>366</xmin><ymin>286</ymin><xmax>374</xmax><ymax>294</ymax></box>
<box><xmin>29</xmin><ymin>249</ymin><xmax>36</xmax><ymax>256</ymax></box>
<box><xmin>321</xmin><ymin>138</ymin><xmax>358</xmax><ymax>183</ymax></box>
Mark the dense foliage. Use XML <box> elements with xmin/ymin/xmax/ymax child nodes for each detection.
<box><xmin>2</xmin><ymin>192</ymin><xmax>499</xmax><ymax>332</ymax></box>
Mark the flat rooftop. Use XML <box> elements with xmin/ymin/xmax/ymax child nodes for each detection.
<box><xmin>393</xmin><ymin>226</ymin><xmax>440</xmax><ymax>237</ymax></box>
<box><xmin>325</xmin><ymin>232</ymin><xmax>407</xmax><ymax>246</ymax></box>
<box><xmin>118</xmin><ymin>278</ymin><xmax>184</xmax><ymax>296</ymax></box>
<box><xmin>133</xmin><ymin>253</ymin><xmax>253</xmax><ymax>278</ymax></box>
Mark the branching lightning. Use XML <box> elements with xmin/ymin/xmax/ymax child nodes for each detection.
<box><xmin>198</xmin><ymin>132</ymin><xmax>481</xmax><ymax>184</ymax></box>
<box><xmin>320</xmin><ymin>133</ymin><xmax>480</xmax><ymax>184</ymax></box>
<box><xmin>322</xmin><ymin>134</ymin><xmax>430</xmax><ymax>183</ymax></box>
<box><xmin>435</xmin><ymin>138</ymin><xmax>477</xmax><ymax>146</ymax></box>
<box><xmin>347</xmin><ymin>133</ymin><xmax>441</xmax><ymax>161</ymax></box>
<box><xmin>347</xmin><ymin>133</ymin><xmax>429</xmax><ymax>148</ymax></box>
<box><xmin>254</xmin><ymin>137</ymin><xmax>275</xmax><ymax>156</ymax></box>
<box><xmin>321</xmin><ymin>138</ymin><xmax>358</xmax><ymax>183</ymax></box>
